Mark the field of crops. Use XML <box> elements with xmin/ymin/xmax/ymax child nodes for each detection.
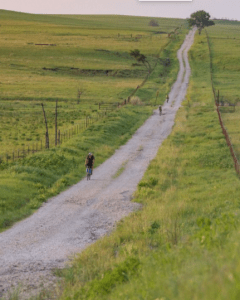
<box><xmin>0</xmin><ymin>10</ymin><xmax>186</xmax><ymax>159</ymax></box>
<box><xmin>206</xmin><ymin>21</ymin><xmax>240</xmax><ymax>159</ymax></box>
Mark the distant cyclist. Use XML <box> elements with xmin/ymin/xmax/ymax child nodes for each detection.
<box><xmin>158</xmin><ymin>105</ymin><xmax>162</xmax><ymax>116</ymax></box>
<box><xmin>85</xmin><ymin>152</ymin><xmax>95</xmax><ymax>180</ymax></box>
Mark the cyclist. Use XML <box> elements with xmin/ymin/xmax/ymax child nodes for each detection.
<box><xmin>158</xmin><ymin>105</ymin><xmax>162</xmax><ymax>116</ymax></box>
<box><xmin>85</xmin><ymin>152</ymin><xmax>95</xmax><ymax>179</ymax></box>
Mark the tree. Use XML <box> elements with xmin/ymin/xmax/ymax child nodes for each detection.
<box><xmin>130</xmin><ymin>49</ymin><xmax>152</xmax><ymax>72</ymax></box>
<box><xmin>187</xmin><ymin>10</ymin><xmax>215</xmax><ymax>34</ymax></box>
<box><xmin>148</xmin><ymin>19</ymin><xmax>159</xmax><ymax>27</ymax></box>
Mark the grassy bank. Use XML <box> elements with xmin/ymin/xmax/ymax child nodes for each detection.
<box><xmin>57</xmin><ymin>26</ymin><xmax>240</xmax><ymax>299</ymax></box>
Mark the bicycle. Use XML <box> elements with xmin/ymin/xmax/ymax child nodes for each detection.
<box><xmin>86</xmin><ymin>167</ymin><xmax>92</xmax><ymax>180</ymax></box>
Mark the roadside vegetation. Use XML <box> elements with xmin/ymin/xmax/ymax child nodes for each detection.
<box><xmin>206</xmin><ymin>21</ymin><xmax>240</xmax><ymax>160</ymax></box>
<box><xmin>57</xmin><ymin>20</ymin><xmax>240</xmax><ymax>300</ymax></box>
<box><xmin>0</xmin><ymin>11</ymin><xmax>187</xmax><ymax>231</ymax></box>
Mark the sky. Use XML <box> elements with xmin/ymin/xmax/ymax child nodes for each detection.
<box><xmin>0</xmin><ymin>0</ymin><xmax>239</xmax><ymax>21</ymax></box>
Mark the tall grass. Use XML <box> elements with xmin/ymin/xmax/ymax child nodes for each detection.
<box><xmin>206</xmin><ymin>21</ymin><xmax>240</xmax><ymax>163</ymax></box>
<box><xmin>57</xmin><ymin>23</ymin><xmax>240</xmax><ymax>300</ymax></box>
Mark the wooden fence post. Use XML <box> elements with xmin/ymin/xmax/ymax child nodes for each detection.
<box><xmin>55</xmin><ymin>99</ymin><xmax>58</xmax><ymax>146</ymax></box>
<box><xmin>41</xmin><ymin>103</ymin><xmax>49</xmax><ymax>149</ymax></box>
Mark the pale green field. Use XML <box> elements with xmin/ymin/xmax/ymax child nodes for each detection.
<box><xmin>206</xmin><ymin>21</ymin><xmax>240</xmax><ymax>159</ymax></box>
<box><xmin>0</xmin><ymin>10</ymin><xmax>187</xmax><ymax>158</ymax></box>
<box><xmin>0</xmin><ymin>11</ymin><xmax>187</xmax><ymax>234</ymax></box>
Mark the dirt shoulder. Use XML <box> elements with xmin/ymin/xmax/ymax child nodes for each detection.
<box><xmin>0</xmin><ymin>28</ymin><xmax>196</xmax><ymax>299</ymax></box>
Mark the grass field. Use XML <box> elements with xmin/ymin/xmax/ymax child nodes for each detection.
<box><xmin>3</xmin><ymin>11</ymin><xmax>240</xmax><ymax>300</ymax></box>
<box><xmin>55</xmin><ymin>21</ymin><xmax>240</xmax><ymax>300</ymax></box>
<box><xmin>0</xmin><ymin>11</ymin><xmax>188</xmax><ymax>232</ymax></box>
<box><xmin>206</xmin><ymin>21</ymin><xmax>240</xmax><ymax>160</ymax></box>
<box><xmin>0</xmin><ymin>10</ymin><xmax>186</xmax><ymax>159</ymax></box>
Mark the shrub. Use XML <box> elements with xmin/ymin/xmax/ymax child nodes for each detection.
<box><xmin>130</xmin><ymin>96</ymin><xmax>143</xmax><ymax>106</ymax></box>
<box><xmin>148</xmin><ymin>19</ymin><xmax>159</xmax><ymax>27</ymax></box>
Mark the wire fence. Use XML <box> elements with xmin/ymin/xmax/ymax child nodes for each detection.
<box><xmin>206</xmin><ymin>29</ymin><xmax>240</xmax><ymax>176</ymax></box>
<box><xmin>0</xmin><ymin>88</ymin><xmax>146</xmax><ymax>164</ymax></box>
<box><xmin>0</xmin><ymin>102</ymin><xmax>121</xmax><ymax>164</ymax></box>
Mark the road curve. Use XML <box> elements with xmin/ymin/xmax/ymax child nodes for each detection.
<box><xmin>0</xmin><ymin>27</ymin><xmax>196</xmax><ymax>299</ymax></box>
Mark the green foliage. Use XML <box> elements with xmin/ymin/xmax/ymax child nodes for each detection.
<box><xmin>206</xmin><ymin>22</ymin><xmax>240</xmax><ymax>161</ymax></box>
<box><xmin>74</xmin><ymin>257</ymin><xmax>140</xmax><ymax>299</ymax></box>
<box><xmin>187</xmin><ymin>10</ymin><xmax>215</xmax><ymax>34</ymax></box>
<box><xmin>130</xmin><ymin>49</ymin><xmax>151</xmax><ymax>71</ymax></box>
<box><xmin>148</xmin><ymin>19</ymin><xmax>159</xmax><ymax>27</ymax></box>
<box><xmin>194</xmin><ymin>213</ymin><xmax>237</xmax><ymax>249</ymax></box>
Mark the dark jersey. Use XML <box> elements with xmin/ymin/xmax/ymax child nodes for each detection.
<box><xmin>86</xmin><ymin>155</ymin><xmax>95</xmax><ymax>167</ymax></box>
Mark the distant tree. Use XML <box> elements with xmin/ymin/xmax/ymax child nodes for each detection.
<box><xmin>187</xmin><ymin>10</ymin><xmax>215</xmax><ymax>34</ymax></box>
<box><xmin>148</xmin><ymin>19</ymin><xmax>159</xmax><ymax>27</ymax></box>
<box><xmin>130</xmin><ymin>49</ymin><xmax>151</xmax><ymax>72</ymax></box>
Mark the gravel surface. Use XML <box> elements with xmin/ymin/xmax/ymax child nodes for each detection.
<box><xmin>0</xmin><ymin>28</ymin><xmax>196</xmax><ymax>299</ymax></box>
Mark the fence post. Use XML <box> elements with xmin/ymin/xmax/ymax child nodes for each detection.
<box><xmin>55</xmin><ymin>99</ymin><xmax>58</xmax><ymax>146</ymax></box>
<box><xmin>41</xmin><ymin>103</ymin><xmax>49</xmax><ymax>149</ymax></box>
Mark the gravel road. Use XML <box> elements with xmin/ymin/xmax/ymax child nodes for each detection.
<box><xmin>0</xmin><ymin>28</ymin><xmax>196</xmax><ymax>299</ymax></box>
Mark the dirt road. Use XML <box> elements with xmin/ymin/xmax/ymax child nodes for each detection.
<box><xmin>0</xmin><ymin>28</ymin><xmax>196</xmax><ymax>299</ymax></box>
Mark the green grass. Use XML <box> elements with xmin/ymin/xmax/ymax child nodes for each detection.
<box><xmin>0</xmin><ymin>10</ymin><xmax>187</xmax><ymax>158</ymax></box>
<box><xmin>56</xmin><ymin>23</ymin><xmax>240</xmax><ymax>300</ymax></box>
<box><xmin>0</xmin><ymin>105</ymin><xmax>153</xmax><ymax>232</ymax></box>
<box><xmin>0</xmin><ymin>10</ymin><xmax>184</xmax><ymax>101</ymax></box>
<box><xmin>205</xmin><ymin>21</ymin><xmax>240</xmax><ymax>162</ymax></box>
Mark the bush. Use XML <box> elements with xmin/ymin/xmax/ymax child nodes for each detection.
<box><xmin>148</xmin><ymin>19</ymin><xmax>159</xmax><ymax>27</ymax></box>
<box><xmin>130</xmin><ymin>96</ymin><xmax>143</xmax><ymax>106</ymax></box>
